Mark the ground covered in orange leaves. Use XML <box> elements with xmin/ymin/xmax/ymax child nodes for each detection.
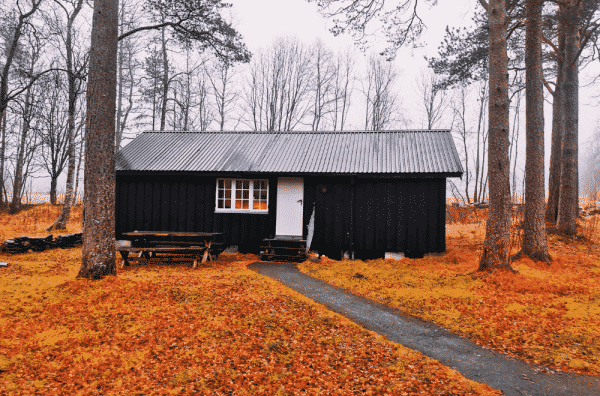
<box><xmin>0</xmin><ymin>205</ymin><xmax>500</xmax><ymax>395</ymax></box>
<box><xmin>299</xmin><ymin>209</ymin><xmax>600</xmax><ymax>376</ymax></box>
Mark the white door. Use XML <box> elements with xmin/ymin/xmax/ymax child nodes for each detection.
<box><xmin>275</xmin><ymin>177</ymin><xmax>304</xmax><ymax>237</ymax></box>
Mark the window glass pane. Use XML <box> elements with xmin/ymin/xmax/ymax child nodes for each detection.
<box><xmin>218</xmin><ymin>178</ymin><xmax>268</xmax><ymax>211</ymax></box>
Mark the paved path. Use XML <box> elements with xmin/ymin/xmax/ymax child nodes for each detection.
<box><xmin>248</xmin><ymin>262</ymin><xmax>600</xmax><ymax>396</ymax></box>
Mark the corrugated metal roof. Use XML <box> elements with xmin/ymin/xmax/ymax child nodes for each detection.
<box><xmin>115</xmin><ymin>130</ymin><xmax>464</xmax><ymax>175</ymax></box>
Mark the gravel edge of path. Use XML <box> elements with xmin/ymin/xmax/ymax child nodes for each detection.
<box><xmin>248</xmin><ymin>262</ymin><xmax>600</xmax><ymax>396</ymax></box>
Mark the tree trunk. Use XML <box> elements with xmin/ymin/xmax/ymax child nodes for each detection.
<box><xmin>546</xmin><ymin>7</ymin><xmax>566</xmax><ymax>224</ymax></box>
<box><xmin>517</xmin><ymin>0</ymin><xmax>551</xmax><ymax>262</ymax></box>
<box><xmin>116</xmin><ymin>31</ymin><xmax>125</xmax><ymax>150</ymax></box>
<box><xmin>478</xmin><ymin>0</ymin><xmax>513</xmax><ymax>272</ymax></box>
<box><xmin>48</xmin><ymin>0</ymin><xmax>84</xmax><ymax>231</ymax></box>
<box><xmin>77</xmin><ymin>0</ymin><xmax>118</xmax><ymax>280</ymax></box>
<box><xmin>0</xmin><ymin>111</ymin><xmax>6</xmax><ymax>206</ymax></box>
<box><xmin>73</xmin><ymin>138</ymin><xmax>84</xmax><ymax>205</ymax></box>
<box><xmin>556</xmin><ymin>1</ymin><xmax>580</xmax><ymax>235</ymax></box>
<box><xmin>50</xmin><ymin>177</ymin><xmax>58</xmax><ymax>205</ymax></box>
<box><xmin>10</xmin><ymin>87</ymin><xmax>33</xmax><ymax>213</ymax></box>
<box><xmin>159</xmin><ymin>27</ymin><xmax>169</xmax><ymax>131</ymax></box>
<box><xmin>47</xmin><ymin>110</ymin><xmax>76</xmax><ymax>229</ymax></box>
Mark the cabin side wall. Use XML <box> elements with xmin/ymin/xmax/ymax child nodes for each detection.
<box><xmin>305</xmin><ymin>177</ymin><xmax>446</xmax><ymax>259</ymax></box>
<box><xmin>115</xmin><ymin>174</ymin><xmax>277</xmax><ymax>251</ymax></box>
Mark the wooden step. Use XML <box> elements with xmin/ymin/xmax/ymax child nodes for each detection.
<box><xmin>259</xmin><ymin>254</ymin><xmax>308</xmax><ymax>262</ymax></box>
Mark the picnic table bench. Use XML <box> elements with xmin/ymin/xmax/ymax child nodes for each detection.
<box><xmin>118</xmin><ymin>231</ymin><xmax>225</xmax><ymax>269</ymax></box>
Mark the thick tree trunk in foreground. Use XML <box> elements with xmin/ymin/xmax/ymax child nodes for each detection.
<box><xmin>77</xmin><ymin>0</ymin><xmax>118</xmax><ymax>280</ymax></box>
<box><xmin>478</xmin><ymin>0</ymin><xmax>513</xmax><ymax>272</ymax></box>
<box><xmin>518</xmin><ymin>0</ymin><xmax>551</xmax><ymax>262</ymax></box>
<box><xmin>557</xmin><ymin>1</ymin><xmax>580</xmax><ymax>235</ymax></box>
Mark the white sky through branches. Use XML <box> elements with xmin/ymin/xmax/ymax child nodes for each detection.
<box><xmin>26</xmin><ymin>0</ymin><xmax>600</xmax><ymax>199</ymax></box>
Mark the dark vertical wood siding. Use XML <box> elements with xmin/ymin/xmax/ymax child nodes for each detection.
<box><xmin>116</xmin><ymin>174</ymin><xmax>277</xmax><ymax>251</ymax></box>
<box><xmin>116</xmin><ymin>174</ymin><xmax>446</xmax><ymax>257</ymax></box>
<box><xmin>306</xmin><ymin>177</ymin><xmax>446</xmax><ymax>258</ymax></box>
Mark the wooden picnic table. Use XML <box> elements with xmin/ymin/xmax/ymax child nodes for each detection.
<box><xmin>118</xmin><ymin>231</ymin><xmax>224</xmax><ymax>269</ymax></box>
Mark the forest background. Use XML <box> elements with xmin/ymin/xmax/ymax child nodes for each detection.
<box><xmin>1</xmin><ymin>0</ymin><xmax>600</xmax><ymax>210</ymax></box>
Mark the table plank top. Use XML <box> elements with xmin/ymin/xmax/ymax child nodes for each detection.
<box><xmin>122</xmin><ymin>231</ymin><xmax>221</xmax><ymax>237</ymax></box>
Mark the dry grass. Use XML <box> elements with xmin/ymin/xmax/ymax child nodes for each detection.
<box><xmin>299</xmin><ymin>204</ymin><xmax>600</xmax><ymax>375</ymax></box>
<box><xmin>0</xmin><ymin>204</ymin><xmax>83</xmax><ymax>242</ymax></box>
<box><xmin>0</xmin><ymin>205</ymin><xmax>501</xmax><ymax>395</ymax></box>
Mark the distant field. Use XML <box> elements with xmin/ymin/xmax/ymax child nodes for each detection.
<box><xmin>3</xmin><ymin>193</ymin><xmax>84</xmax><ymax>206</ymax></box>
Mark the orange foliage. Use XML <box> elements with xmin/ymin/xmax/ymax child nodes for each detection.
<box><xmin>0</xmin><ymin>205</ymin><xmax>501</xmax><ymax>394</ymax></box>
<box><xmin>0</xmin><ymin>204</ymin><xmax>83</xmax><ymax>242</ymax></box>
<box><xmin>299</xmin><ymin>212</ymin><xmax>600</xmax><ymax>376</ymax></box>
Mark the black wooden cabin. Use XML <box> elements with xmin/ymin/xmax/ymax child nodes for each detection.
<box><xmin>115</xmin><ymin>130</ymin><xmax>463</xmax><ymax>260</ymax></box>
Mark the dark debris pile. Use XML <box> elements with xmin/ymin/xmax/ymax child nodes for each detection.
<box><xmin>0</xmin><ymin>233</ymin><xmax>82</xmax><ymax>254</ymax></box>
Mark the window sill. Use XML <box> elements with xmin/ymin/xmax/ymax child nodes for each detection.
<box><xmin>215</xmin><ymin>209</ymin><xmax>269</xmax><ymax>214</ymax></box>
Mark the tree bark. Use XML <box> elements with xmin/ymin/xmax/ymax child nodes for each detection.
<box><xmin>159</xmin><ymin>27</ymin><xmax>169</xmax><ymax>131</ymax></box>
<box><xmin>49</xmin><ymin>177</ymin><xmax>58</xmax><ymax>205</ymax></box>
<box><xmin>546</xmin><ymin>6</ymin><xmax>566</xmax><ymax>224</ymax></box>
<box><xmin>517</xmin><ymin>0</ymin><xmax>551</xmax><ymax>262</ymax></box>
<box><xmin>10</xmin><ymin>86</ymin><xmax>33</xmax><ymax>213</ymax></box>
<box><xmin>73</xmin><ymin>138</ymin><xmax>84</xmax><ymax>205</ymax></box>
<box><xmin>116</xmin><ymin>27</ymin><xmax>125</xmax><ymax>148</ymax></box>
<box><xmin>0</xmin><ymin>111</ymin><xmax>6</xmax><ymax>206</ymax></box>
<box><xmin>557</xmin><ymin>1</ymin><xmax>580</xmax><ymax>235</ymax></box>
<box><xmin>478</xmin><ymin>0</ymin><xmax>514</xmax><ymax>272</ymax></box>
<box><xmin>77</xmin><ymin>0</ymin><xmax>118</xmax><ymax>280</ymax></box>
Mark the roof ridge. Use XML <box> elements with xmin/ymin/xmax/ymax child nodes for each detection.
<box><xmin>143</xmin><ymin>129</ymin><xmax>453</xmax><ymax>134</ymax></box>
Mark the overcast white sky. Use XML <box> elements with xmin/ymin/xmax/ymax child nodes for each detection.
<box><xmin>224</xmin><ymin>0</ymin><xmax>599</xmax><ymax>198</ymax></box>
<box><xmin>228</xmin><ymin>0</ymin><xmax>597</xmax><ymax>137</ymax></box>
<box><xmin>29</xmin><ymin>0</ymin><xmax>600</xmax><ymax>196</ymax></box>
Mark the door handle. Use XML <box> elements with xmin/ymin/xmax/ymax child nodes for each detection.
<box><xmin>297</xmin><ymin>199</ymin><xmax>303</xmax><ymax>205</ymax></box>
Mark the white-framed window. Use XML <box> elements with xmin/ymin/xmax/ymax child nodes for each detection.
<box><xmin>215</xmin><ymin>178</ymin><xmax>269</xmax><ymax>213</ymax></box>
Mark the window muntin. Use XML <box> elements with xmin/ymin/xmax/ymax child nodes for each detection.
<box><xmin>216</xmin><ymin>179</ymin><xmax>268</xmax><ymax>212</ymax></box>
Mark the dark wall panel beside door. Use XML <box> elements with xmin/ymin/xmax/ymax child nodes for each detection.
<box><xmin>116</xmin><ymin>174</ymin><xmax>277</xmax><ymax>250</ymax></box>
<box><xmin>308</xmin><ymin>177</ymin><xmax>446</xmax><ymax>258</ymax></box>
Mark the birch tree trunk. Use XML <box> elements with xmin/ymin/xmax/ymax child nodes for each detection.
<box><xmin>478</xmin><ymin>0</ymin><xmax>514</xmax><ymax>272</ymax></box>
<box><xmin>77</xmin><ymin>0</ymin><xmax>118</xmax><ymax>280</ymax></box>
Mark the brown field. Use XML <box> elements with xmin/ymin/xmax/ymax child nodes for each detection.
<box><xmin>0</xmin><ymin>204</ymin><xmax>501</xmax><ymax>395</ymax></box>
<box><xmin>300</xmin><ymin>203</ymin><xmax>600</xmax><ymax>375</ymax></box>
<box><xmin>0</xmin><ymin>202</ymin><xmax>598</xmax><ymax>394</ymax></box>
